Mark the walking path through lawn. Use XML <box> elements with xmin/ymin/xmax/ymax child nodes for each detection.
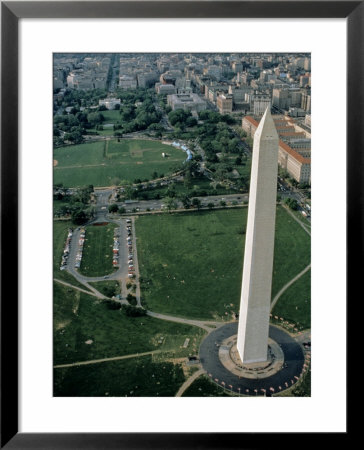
<box><xmin>146</xmin><ymin>311</ymin><xmax>223</xmax><ymax>333</ymax></box>
<box><xmin>270</xmin><ymin>263</ymin><xmax>311</xmax><ymax>311</ymax></box>
<box><xmin>54</xmin><ymin>278</ymin><xmax>106</xmax><ymax>299</ymax></box>
<box><xmin>175</xmin><ymin>368</ymin><xmax>206</xmax><ymax>397</ymax></box>
<box><xmin>54</xmin><ymin>349</ymin><xmax>164</xmax><ymax>369</ymax></box>
<box><xmin>283</xmin><ymin>204</ymin><xmax>311</xmax><ymax>236</ymax></box>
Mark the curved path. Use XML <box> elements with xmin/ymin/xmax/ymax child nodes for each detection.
<box><xmin>175</xmin><ymin>368</ymin><xmax>206</xmax><ymax>397</ymax></box>
<box><xmin>270</xmin><ymin>263</ymin><xmax>311</xmax><ymax>311</ymax></box>
<box><xmin>199</xmin><ymin>322</ymin><xmax>305</xmax><ymax>396</ymax></box>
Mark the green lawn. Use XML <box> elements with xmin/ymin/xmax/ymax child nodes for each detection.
<box><xmin>53</xmin><ymin>139</ymin><xmax>186</xmax><ymax>187</ymax></box>
<box><xmin>79</xmin><ymin>223</ymin><xmax>117</xmax><ymax>277</ymax></box>
<box><xmin>54</xmin><ymin>355</ymin><xmax>185</xmax><ymax>397</ymax></box>
<box><xmin>54</xmin><ymin>141</ymin><xmax>105</xmax><ymax>167</ymax></box>
<box><xmin>271</xmin><ymin>207</ymin><xmax>311</xmax><ymax>297</ymax></box>
<box><xmin>100</xmin><ymin>109</ymin><xmax>121</xmax><ymax>123</ymax></box>
<box><xmin>136</xmin><ymin>209</ymin><xmax>246</xmax><ymax>320</ymax></box>
<box><xmin>54</xmin><ymin>282</ymin><xmax>82</xmax><ymax>332</ymax></box>
<box><xmin>272</xmin><ymin>269</ymin><xmax>311</xmax><ymax>329</ymax></box>
<box><xmin>135</xmin><ymin>206</ymin><xmax>310</xmax><ymax>321</ymax></box>
<box><xmin>53</xmin><ymin>288</ymin><xmax>206</xmax><ymax>366</ymax></box>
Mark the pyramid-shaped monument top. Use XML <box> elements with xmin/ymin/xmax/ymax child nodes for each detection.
<box><xmin>254</xmin><ymin>106</ymin><xmax>278</xmax><ymax>141</ymax></box>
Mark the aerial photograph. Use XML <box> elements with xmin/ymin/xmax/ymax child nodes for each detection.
<box><xmin>53</xmin><ymin>52</ymin><xmax>311</xmax><ymax>397</ymax></box>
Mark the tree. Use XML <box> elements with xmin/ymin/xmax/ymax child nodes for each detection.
<box><xmin>122</xmin><ymin>305</ymin><xmax>146</xmax><ymax>317</ymax></box>
<box><xmin>77</xmin><ymin>185</ymin><xmax>94</xmax><ymax>204</ymax></box>
<box><xmin>168</xmin><ymin>109</ymin><xmax>192</xmax><ymax>127</ymax></box>
<box><xmin>108</xmin><ymin>204</ymin><xmax>118</xmax><ymax>213</ymax></box>
<box><xmin>87</xmin><ymin>112</ymin><xmax>104</xmax><ymax>126</ymax></box>
<box><xmin>123</xmin><ymin>184</ymin><xmax>135</xmax><ymax>200</ymax></box>
<box><xmin>104</xmin><ymin>285</ymin><xmax>117</xmax><ymax>298</ymax></box>
<box><xmin>207</xmin><ymin>202</ymin><xmax>214</xmax><ymax>210</ymax></box>
<box><xmin>180</xmin><ymin>194</ymin><xmax>192</xmax><ymax>209</ymax></box>
<box><xmin>166</xmin><ymin>185</ymin><xmax>177</xmax><ymax>198</ymax></box>
<box><xmin>285</xmin><ymin>198</ymin><xmax>299</xmax><ymax>210</ymax></box>
<box><xmin>192</xmin><ymin>197</ymin><xmax>202</xmax><ymax>210</ymax></box>
<box><xmin>118</xmin><ymin>206</ymin><xmax>126</xmax><ymax>214</ymax></box>
<box><xmin>126</xmin><ymin>293</ymin><xmax>137</xmax><ymax>306</ymax></box>
<box><xmin>104</xmin><ymin>299</ymin><xmax>122</xmax><ymax>310</ymax></box>
<box><xmin>186</xmin><ymin>116</ymin><xmax>197</xmax><ymax>128</ymax></box>
<box><xmin>165</xmin><ymin>197</ymin><xmax>178</xmax><ymax>213</ymax></box>
<box><xmin>71</xmin><ymin>209</ymin><xmax>88</xmax><ymax>225</ymax></box>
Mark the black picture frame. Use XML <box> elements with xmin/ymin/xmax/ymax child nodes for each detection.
<box><xmin>1</xmin><ymin>1</ymin><xmax>360</xmax><ymax>448</ymax></box>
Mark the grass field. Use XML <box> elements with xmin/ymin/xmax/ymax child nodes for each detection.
<box><xmin>271</xmin><ymin>269</ymin><xmax>311</xmax><ymax>329</ymax></box>
<box><xmin>53</xmin><ymin>139</ymin><xmax>186</xmax><ymax>187</ymax></box>
<box><xmin>54</xmin><ymin>355</ymin><xmax>185</xmax><ymax>397</ymax></box>
<box><xmin>135</xmin><ymin>206</ymin><xmax>310</xmax><ymax>321</ymax></box>
<box><xmin>79</xmin><ymin>223</ymin><xmax>118</xmax><ymax>277</ymax></box>
<box><xmin>54</xmin><ymin>288</ymin><xmax>206</xmax><ymax>366</ymax></box>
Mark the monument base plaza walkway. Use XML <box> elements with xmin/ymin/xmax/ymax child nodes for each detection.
<box><xmin>199</xmin><ymin>322</ymin><xmax>305</xmax><ymax>396</ymax></box>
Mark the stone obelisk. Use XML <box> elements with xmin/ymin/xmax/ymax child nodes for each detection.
<box><xmin>237</xmin><ymin>107</ymin><xmax>279</xmax><ymax>364</ymax></box>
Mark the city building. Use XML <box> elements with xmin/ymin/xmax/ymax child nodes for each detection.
<box><xmin>216</xmin><ymin>93</ymin><xmax>233</xmax><ymax>114</ymax></box>
<box><xmin>242</xmin><ymin>115</ymin><xmax>311</xmax><ymax>184</ymax></box>
<box><xmin>272</xmin><ymin>87</ymin><xmax>302</xmax><ymax>110</ymax></box>
<box><xmin>118</xmin><ymin>75</ymin><xmax>137</xmax><ymax>90</ymax></box>
<box><xmin>155</xmin><ymin>83</ymin><xmax>176</xmax><ymax>95</ymax></box>
<box><xmin>167</xmin><ymin>93</ymin><xmax>207</xmax><ymax>113</ymax></box>
<box><xmin>251</xmin><ymin>94</ymin><xmax>271</xmax><ymax>116</ymax></box>
<box><xmin>301</xmin><ymin>91</ymin><xmax>311</xmax><ymax>112</ymax></box>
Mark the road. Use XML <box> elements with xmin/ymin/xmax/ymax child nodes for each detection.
<box><xmin>115</xmin><ymin>193</ymin><xmax>250</xmax><ymax>213</ymax></box>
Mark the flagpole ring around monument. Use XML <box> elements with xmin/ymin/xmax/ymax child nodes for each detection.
<box><xmin>199</xmin><ymin>322</ymin><xmax>305</xmax><ymax>396</ymax></box>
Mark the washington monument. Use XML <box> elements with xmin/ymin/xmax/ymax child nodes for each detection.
<box><xmin>237</xmin><ymin>107</ymin><xmax>279</xmax><ymax>364</ymax></box>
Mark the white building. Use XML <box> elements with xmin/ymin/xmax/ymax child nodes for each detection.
<box><xmin>99</xmin><ymin>98</ymin><xmax>121</xmax><ymax>110</ymax></box>
<box><xmin>251</xmin><ymin>94</ymin><xmax>271</xmax><ymax>116</ymax></box>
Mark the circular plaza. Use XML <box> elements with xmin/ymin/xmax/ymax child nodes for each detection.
<box><xmin>199</xmin><ymin>322</ymin><xmax>305</xmax><ymax>396</ymax></box>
